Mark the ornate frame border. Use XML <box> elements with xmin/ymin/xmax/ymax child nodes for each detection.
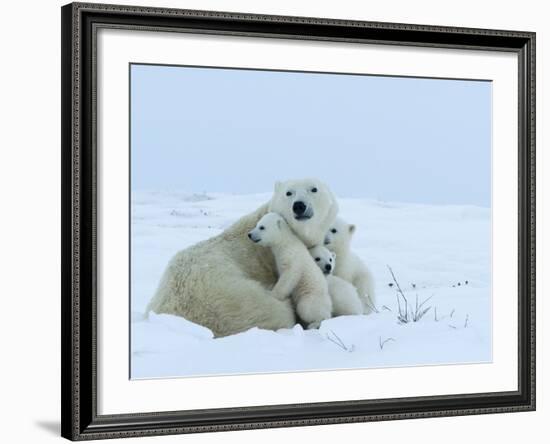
<box><xmin>61</xmin><ymin>2</ymin><xmax>536</xmax><ymax>440</ymax></box>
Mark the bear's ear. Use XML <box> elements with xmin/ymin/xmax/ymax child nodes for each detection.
<box><xmin>274</xmin><ymin>181</ymin><xmax>282</xmax><ymax>193</ymax></box>
<box><xmin>349</xmin><ymin>224</ymin><xmax>356</xmax><ymax>235</ymax></box>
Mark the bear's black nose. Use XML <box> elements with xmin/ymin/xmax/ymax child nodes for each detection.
<box><xmin>247</xmin><ymin>233</ymin><xmax>252</xmax><ymax>239</ymax></box>
<box><xmin>293</xmin><ymin>201</ymin><xmax>307</xmax><ymax>215</ymax></box>
<box><xmin>325</xmin><ymin>264</ymin><xmax>332</xmax><ymax>272</ymax></box>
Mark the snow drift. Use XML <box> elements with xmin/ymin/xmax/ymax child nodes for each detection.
<box><xmin>131</xmin><ymin>191</ymin><xmax>491</xmax><ymax>379</ymax></box>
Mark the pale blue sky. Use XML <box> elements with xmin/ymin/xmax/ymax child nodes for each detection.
<box><xmin>130</xmin><ymin>64</ymin><xmax>491</xmax><ymax>207</ymax></box>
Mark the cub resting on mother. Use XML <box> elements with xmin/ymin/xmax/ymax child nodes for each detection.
<box><xmin>147</xmin><ymin>179</ymin><xmax>339</xmax><ymax>337</ymax></box>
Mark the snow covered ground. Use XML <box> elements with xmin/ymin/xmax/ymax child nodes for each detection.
<box><xmin>130</xmin><ymin>191</ymin><xmax>492</xmax><ymax>379</ymax></box>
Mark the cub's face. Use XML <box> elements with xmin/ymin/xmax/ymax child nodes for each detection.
<box><xmin>247</xmin><ymin>212</ymin><xmax>285</xmax><ymax>247</ymax></box>
<box><xmin>324</xmin><ymin>217</ymin><xmax>355</xmax><ymax>253</ymax></box>
<box><xmin>309</xmin><ymin>245</ymin><xmax>336</xmax><ymax>276</ymax></box>
<box><xmin>268</xmin><ymin>178</ymin><xmax>339</xmax><ymax>248</ymax></box>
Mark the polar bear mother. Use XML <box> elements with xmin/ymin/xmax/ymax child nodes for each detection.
<box><xmin>147</xmin><ymin>179</ymin><xmax>339</xmax><ymax>337</ymax></box>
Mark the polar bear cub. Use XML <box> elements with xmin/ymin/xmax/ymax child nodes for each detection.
<box><xmin>248</xmin><ymin>212</ymin><xmax>332</xmax><ymax>329</ymax></box>
<box><xmin>309</xmin><ymin>245</ymin><xmax>363</xmax><ymax>317</ymax></box>
<box><xmin>324</xmin><ymin>218</ymin><xmax>376</xmax><ymax>314</ymax></box>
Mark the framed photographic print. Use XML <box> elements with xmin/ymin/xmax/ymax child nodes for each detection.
<box><xmin>61</xmin><ymin>2</ymin><xmax>536</xmax><ymax>440</ymax></box>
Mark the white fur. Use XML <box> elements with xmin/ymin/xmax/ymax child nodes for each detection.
<box><xmin>249</xmin><ymin>213</ymin><xmax>332</xmax><ymax>329</ymax></box>
<box><xmin>147</xmin><ymin>178</ymin><xmax>338</xmax><ymax>337</ymax></box>
<box><xmin>324</xmin><ymin>218</ymin><xmax>376</xmax><ymax>314</ymax></box>
<box><xmin>268</xmin><ymin>178</ymin><xmax>339</xmax><ymax>248</ymax></box>
<box><xmin>309</xmin><ymin>245</ymin><xmax>363</xmax><ymax>317</ymax></box>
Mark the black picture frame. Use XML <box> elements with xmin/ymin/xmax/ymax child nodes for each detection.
<box><xmin>61</xmin><ymin>2</ymin><xmax>536</xmax><ymax>440</ymax></box>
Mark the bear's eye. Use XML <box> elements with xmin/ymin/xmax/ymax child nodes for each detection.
<box><xmin>286</xmin><ymin>191</ymin><xmax>292</xmax><ymax>197</ymax></box>
<box><xmin>329</xmin><ymin>258</ymin><xmax>333</xmax><ymax>262</ymax></box>
<box><xmin>259</xmin><ymin>226</ymin><xmax>265</xmax><ymax>230</ymax></box>
<box><xmin>311</xmin><ymin>187</ymin><xmax>318</xmax><ymax>193</ymax></box>
<box><xmin>331</xmin><ymin>228</ymin><xmax>337</xmax><ymax>234</ymax></box>
<box><xmin>315</xmin><ymin>257</ymin><xmax>320</xmax><ymax>262</ymax></box>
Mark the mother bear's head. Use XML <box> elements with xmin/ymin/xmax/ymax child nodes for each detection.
<box><xmin>268</xmin><ymin>178</ymin><xmax>339</xmax><ymax>248</ymax></box>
